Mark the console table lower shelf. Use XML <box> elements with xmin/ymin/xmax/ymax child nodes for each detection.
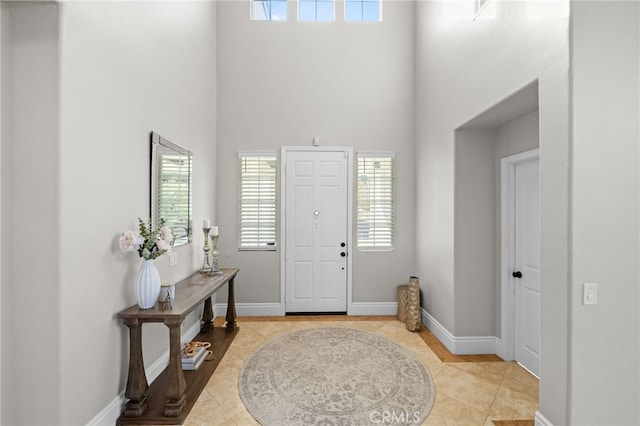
<box><xmin>116</xmin><ymin>326</ymin><xmax>239</xmax><ymax>425</ymax></box>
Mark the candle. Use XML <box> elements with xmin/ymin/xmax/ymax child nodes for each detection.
<box><xmin>203</xmin><ymin>219</ymin><xmax>211</xmax><ymax>229</ymax></box>
<box><xmin>210</xmin><ymin>226</ymin><xmax>219</xmax><ymax>236</ymax></box>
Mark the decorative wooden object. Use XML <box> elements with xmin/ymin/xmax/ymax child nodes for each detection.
<box><xmin>116</xmin><ymin>268</ymin><xmax>239</xmax><ymax>425</ymax></box>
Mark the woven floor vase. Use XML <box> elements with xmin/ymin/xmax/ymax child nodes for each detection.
<box><xmin>397</xmin><ymin>285</ymin><xmax>409</xmax><ymax>323</ymax></box>
<box><xmin>405</xmin><ymin>276</ymin><xmax>422</xmax><ymax>332</ymax></box>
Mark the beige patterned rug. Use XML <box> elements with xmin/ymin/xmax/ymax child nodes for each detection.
<box><xmin>238</xmin><ymin>327</ymin><xmax>435</xmax><ymax>425</ymax></box>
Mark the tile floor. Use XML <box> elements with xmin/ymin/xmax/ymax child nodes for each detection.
<box><xmin>184</xmin><ymin>316</ymin><xmax>538</xmax><ymax>426</ymax></box>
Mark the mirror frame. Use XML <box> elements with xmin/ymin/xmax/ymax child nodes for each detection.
<box><xmin>150</xmin><ymin>131</ymin><xmax>193</xmax><ymax>246</ymax></box>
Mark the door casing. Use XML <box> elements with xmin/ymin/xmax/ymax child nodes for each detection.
<box><xmin>499</xmin><ymin>148</ymin><xmax>540</xmax><ymax>366</ymax></box>
<box><xmin>280</xmin><ymin>146</ymin><xmax>354</xmax><ymax>315</ymax></box>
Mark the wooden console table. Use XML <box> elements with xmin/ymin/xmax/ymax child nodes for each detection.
<box><xmin>116</xmin><ymin>268</ymin><xmax>239</xmax><ymax>425</ymax></box>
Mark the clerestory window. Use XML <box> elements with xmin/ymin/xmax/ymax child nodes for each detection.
<box><xmin>345</xmin><ymin>0</ymin><xmax>382</xmax><ymax>22</ymax></box>
<box><xmin>299</xmin><ymin>0</ymin><xmax>335</xmax><ymax>21</ymax></box>
<box><xmin>251</xmin><ymin>0</ymin><xmax>288</xmax><ymax>21</ymax></box>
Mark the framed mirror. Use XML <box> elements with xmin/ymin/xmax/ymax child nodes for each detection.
<box><xmin>150</xmin><ymin>132</ymin><xmax>193</xmax><ymax>246</ymax></box>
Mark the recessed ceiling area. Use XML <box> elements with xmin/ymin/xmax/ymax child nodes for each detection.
<box><xmin>459</xmin><ymin>81</ymin><xmax>539</xmax><ymax>130</ymax></box>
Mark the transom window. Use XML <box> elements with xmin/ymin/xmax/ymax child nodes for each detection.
<box><xmin>250</xmin><ymin>0</ymin><xmax>383</xmax><ymax>22</ymax></box>
<box><xmin>345</xmin><ymin>0</ymin><xmax>382</xmax><ymax>22</ymax></box>
<box><xmin>251</xmin><ymin>0</ymin><xmax>288</xmax><ymax>21</ymax></box>
<box><xmin>299</xmin><ymin>0</ymin><xmax>334</xmax><ymax>21</ymax></box>
<box><xmin>357</xmin><ymin>153</ymin><xmax>395</xmax><ymax>250</ymax></box>
<box><xmin>238</xmin><ymin>152</ymin><xmax>278</xmax><ymax>250</ymax></box>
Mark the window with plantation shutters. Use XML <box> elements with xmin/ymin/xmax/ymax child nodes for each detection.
<box><xmin>238</xmin><ymin>152</ymin><xmax>277</xmax><ymax>250</ymax></box>
<box><xmin>157</xmin><ymin>153</ymin><xmax>192</xmax><ymax>245</ymax></box>
<box><xmin>357</xmin><ymin>153</ymin><xmax>395</xmax><ymax>250</ymax></box>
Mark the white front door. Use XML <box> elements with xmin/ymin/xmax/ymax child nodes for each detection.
<box><xmin>513</xmin><ymin>158</ymin><xmax>541</xmax><ymax>377</ymax></box>
<box><xmin>283</xmin><ymin>149</ymin><xmax>350</xmax><ymax>312</ymax></box>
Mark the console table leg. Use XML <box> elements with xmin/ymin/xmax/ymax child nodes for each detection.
<box><xmin>123</xmin><ymin>319</ymin><xmax>149</xmax><ymax>416</ymax></box>
<box><xmin>226</xmin><ymin>276</ymin><xmax>237</xmax><ymax>331</ymax></box>
<box><xmin>164</xmin><ymin>319</ymin><xmax>186</xmax><ymax>417</ymax></box>
<box><xmin>201</xmin><ymin>296</ymin><xmax>214</xmax><ymax>332</ymax></box>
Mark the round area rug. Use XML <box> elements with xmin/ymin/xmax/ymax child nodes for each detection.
<box><xmin>238</xmin><ymin>327</ymin><xmax>435</xmax><ymax>425</ymax></box>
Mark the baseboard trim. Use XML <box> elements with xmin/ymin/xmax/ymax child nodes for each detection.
<box><xmin>421</xmin><ymin>308</ymin><xmax>499</xmax><ymax>355</ymax></box>
<box><xmin>85</xmin><ymin>391</ymin><xmax>125</xmax><ymax>426</ymax></box>
<box><xmin>86</xmin><ymin>321</ymin><xmax>202</xmax><ymax>426</ymax></box>
<box><xmin>348</xmin><ymin>302</ymin><xmax>398</xmax><ymax>316</ymax></box>
<box><xmin>534</xmin><ymin>410</ymin><xmax>554</xmax><ymax>426</ymax></box>
<box><xmin>214</xmin><ymin>302</ymin><xmax>284</xmax><ymax>317</ymax></box>
<box><xmin>213</xmin><ymin>302</ymin><xmax>398</xmax><ymax>317</ymax></box>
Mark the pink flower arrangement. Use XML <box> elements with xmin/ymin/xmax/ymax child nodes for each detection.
<box><xmin>119</xmin><ymin>218</ymin><xmax>174</xmax><ymax>260</ymax></box>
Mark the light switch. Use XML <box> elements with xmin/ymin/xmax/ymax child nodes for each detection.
<box><xmin>169</xmin><ymin>252</ymin><xmax>178</xmax><ymax>267</ymax></box>
<box><xmin>583</xmin><ymin>283</ymin><xmax>597</xmax><ymax>305</ymax></box>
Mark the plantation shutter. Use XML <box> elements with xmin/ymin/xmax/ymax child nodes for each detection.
<box><xmin>157</xmin><ymin>153</ymin><xmax>192</xmax><ymax>244</ymax></box>
<box><xmin>238</xmin><ymin>152</ymin><xmax>277</xmax><ymax>250</ymax></box>
<box><xmin>357</xmin><ymin>153</ymin><xmax>395</xmax><ymax>249</ymax></box>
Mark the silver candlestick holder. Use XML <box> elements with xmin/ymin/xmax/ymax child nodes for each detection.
<box><xmin>200</xmin><ymin>227</ymin><xmax>211</xmax><ymax>273</ymax></box>
<box><xmin>208</xmin><ymin>234</ymin><xmax>221</xmax><ymax>275</ymax></box>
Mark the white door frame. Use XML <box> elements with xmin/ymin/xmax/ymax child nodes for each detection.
<box><xmin>280</xmin><ymin>146</ymin><xmax>354</xmax><ymax>315</ymax></box>
<box><xmin>499</xmin><ymin>148</ymin><xmax>539</xmax><ymax>360</ymax></box>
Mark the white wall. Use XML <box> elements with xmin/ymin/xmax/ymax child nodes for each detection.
<box><xmin>416</xmin><ymin>0</ymin><xmax>567</xmax><ymax>331</ymax></box>
<box><xmin>494</xmin><ymin>111</ymin><xmax>539</xmax><ymax>160</ymax></box>
<box><xmin>453</xmin><ymin>110</ymin><xmax>539</xmax><ymax>338</ymax></box>
<box><xmin>419</xmin><ymin>1</ymin><xmax>640</xmax><ymax>424</ymax></box>
<box><xmin>1</xmin><ymin>4</ymin><xmax>61</xmax><ymax>424</ymax></box>
<box><xmin>1</xmin><ymin>2</ymin><xmax>217</xmax><ymax>424</ymax></box>
<box><xmin>569</xmin><ymin>1</ymin><xmax>639</xmax><ymax>423</ymax></box>
<box><xmin>0</xmin><ymin>5</ymin><xmax>4</xmax><ymax>422</ymax></box>
<box><xmin>215</xmin><ymin>0</ymin><xmax>416</xmax><ymax>309</ymax></box>
<box><xmin>454</xmin><ymin>129</ymin><xmax>496</xmax><ymax>336</ymax></box>
<box><xmin>415</xmin><ymin>0</ymin><xmax>570</xmax><ymax>423</ymax></box>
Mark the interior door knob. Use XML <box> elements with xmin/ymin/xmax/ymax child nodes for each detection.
<box><xmin>512</xmin><ymin>271</ymin><xmax>522</xmax><ymax>279</ymax></box>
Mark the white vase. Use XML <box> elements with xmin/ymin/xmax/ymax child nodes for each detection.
<box><xmin>135</xmin><ymin>259</ymin><xmax>161</xmax><ymax>309</ymax></box>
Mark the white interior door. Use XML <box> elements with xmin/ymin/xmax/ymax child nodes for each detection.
<box><xmin>284</xmin><ymin>149</ymin><xmax>349</xmax><ymax>312</ymax></box>
<box><xmin>514</xmin><ymin>158</ymin><xmax>541</xmax><ymax>377</ymax></box>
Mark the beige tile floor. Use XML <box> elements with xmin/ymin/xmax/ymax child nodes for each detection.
<box><xmin>184</xmin><ymin>317</ymin><xmax>538</xmax><ymax>426</ymax></box>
